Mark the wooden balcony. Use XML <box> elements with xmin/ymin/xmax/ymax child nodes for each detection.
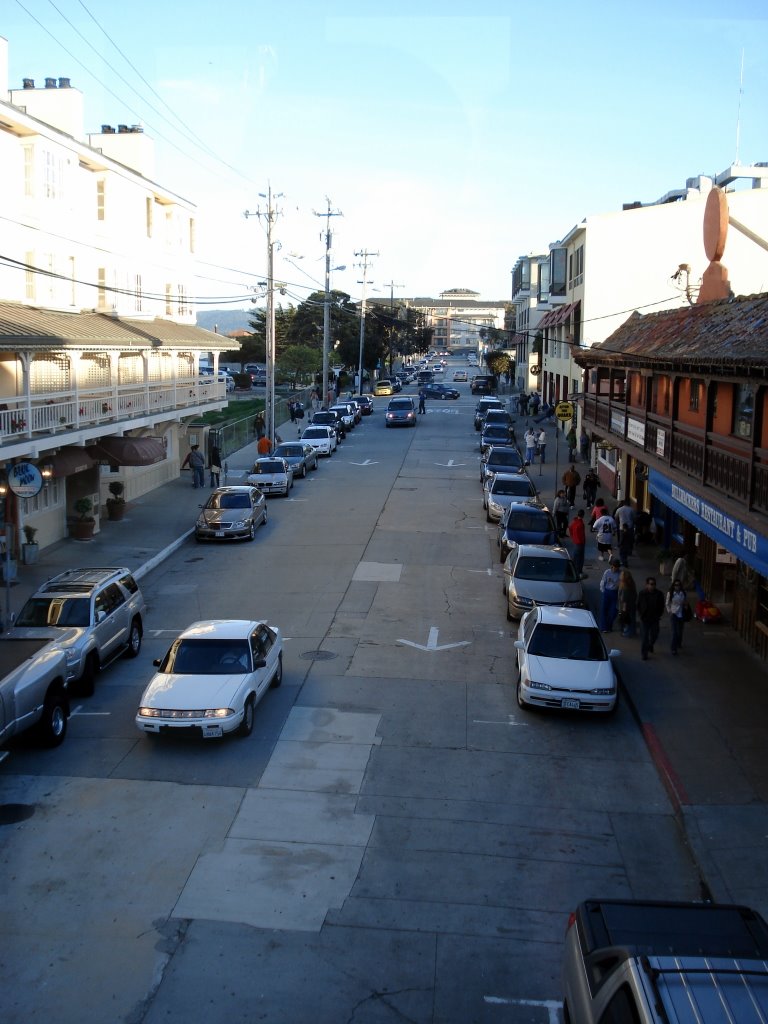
<box><xmin>0</xmin><ymin>376</ymin><xmax>226</xmax><ymax>447</ymax></box>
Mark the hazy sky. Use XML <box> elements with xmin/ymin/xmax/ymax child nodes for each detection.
<box><xmin>5</xmin><ymin>0</ymin><xmax>768</xmax><ymax>310</ymax></box>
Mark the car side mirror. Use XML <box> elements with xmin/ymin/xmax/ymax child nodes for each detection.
<box><xmin>153</xmin><ymin>658</ymin><xmax>162</xmax><ymax>667</ymax></box>
<box><xmin>96</xmin><ymin>609</ymin><xmax>107</xmax><ymax>623</ymax></box>
<box><xmin>254</xmin><ymin>658</ymin><xmax>266</xmax><ymax>669</ymax></box>
<box><xmin>608</xmin><ymin>649</ymin><xmax>621</xmax><ymax>658</ymax></box>
<box><xmin>514</xmin><ymin>640</ymin><xmax>525</xmax><ymax>650</ymax></box>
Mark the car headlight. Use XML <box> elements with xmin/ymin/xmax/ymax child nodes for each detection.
<box><xmin>513</xmin><ymin>593</ymin><xmax>534</xmax><ymax>606</ymax></box>
<box><xmin>232</xmin><ymin>519</ymin><xmax>248</xmax><ymax>528</ymax></box>
<box><xmin>488</xmin><ymin>498</ymin><xmax>503</xmax><ymax>513</ymax></box>
<box><xmin>590</xmin><ymin>685</ymin><xmax>616</xmax><ymax>695</ymax></box>
<box><xmin>65</xmin><ymin>648</ymin><xmax>80</xmax><ymax>666</ymax></box>
<box><xmin>527</xmin><ymin>679</ymin><xmax>552</xmax><ymax>691</ymax></box>
<box><xmin>564</xmin><ymin>600</ymin><xmax>585</xmax><ymax>607</ymax></box>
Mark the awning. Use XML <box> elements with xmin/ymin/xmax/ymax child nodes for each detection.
<box><xmin>90</xmin><ymin>436</ymin><xmax>166</xmax><ymax>466</ymax></box>
<box><xmin>46</xmin><ymin>446</ymin><xmax>97</xmax><ymax>478</ymax></box>
<box><xmin>538</xmin><ymin>301</ymin><xmax>579</xmax><ymax>329</ymax></box>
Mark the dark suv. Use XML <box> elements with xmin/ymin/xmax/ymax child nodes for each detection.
<box><xmin>13</xmin><ymin>567</ymin><xmax>146</xmax><ymax>694</ymax></box>
<box><xmin>470</xmin><ymin>375</ymin><xmax>496</xmax><ymax>394</ymax></box>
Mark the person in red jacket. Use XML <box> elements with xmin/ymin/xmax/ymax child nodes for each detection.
<box><xmin>567</xmin><ymin>509</ymin><xmax>586</xmax><ymax>578</ymax></box>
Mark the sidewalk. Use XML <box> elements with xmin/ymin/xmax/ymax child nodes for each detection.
<box><xmin>4</xmin><ymin>404</ymin><xmax>768</xmax><ymax>920</ymax></box>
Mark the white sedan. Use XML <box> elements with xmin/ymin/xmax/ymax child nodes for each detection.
<box><xmin>514</xmin><ymin>606</ymin><xmax>620</xmax><ymax>714</ymax></box>
<box><xmin>136</xmin><ymin>619</ymin><xmax>283</xmax><ymax>739</ymax></box>
<box><xmin>301</xmin><ymin>425</ymin><xmax>337</xmax><ymax>456</ymax></box>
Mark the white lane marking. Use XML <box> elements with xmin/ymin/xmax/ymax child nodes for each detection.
<box><xmin>350</xmin><ymin>460</ymin><xmax>378</xmax><ymax>466</ymax></box>
<box><xmin>472</xmin><ymin>716</ymin><xmax>525</xmax><ymax>727</ymax></box>
<box><xmin>397</xmin><ymin>626</ymin><xmax>470</xmax><ymax>652</ymax></box>
<box><xmin>435</xmin><ymin>459</ymin><xmax>465</xmax><ymax>467</ymax></box>
<box><xmin>71</xmin><ymin>706</ymin><xmax>110</xmax><ymax>716</ymax></box>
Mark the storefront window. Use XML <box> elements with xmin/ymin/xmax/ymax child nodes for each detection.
<box><xmin>734</xmin><ymin>384</ymin><xmax>753</xmax><ymax>438</ymax></box>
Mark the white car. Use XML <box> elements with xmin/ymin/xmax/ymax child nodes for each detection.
<box><xmin>247</xmin><ymin>456</ymin><xmax>294</xmax><ymax>496</ymax></box>
<box><xmin>301</xmin><ymin>425</ymin><xmax>337</xmax><ymax>456</ymax></box>
<box><xmin>136</xmin><ymin>619</ymin><xmax>283</xmax><ymax>739</ymax></box>
<box><xmin>329</xmin><ymin>404</ymin><xmax>355</xmax><ymax>429</ymax></box>
<box><xmin>503</xmin><ymin>544</ymin><xmax>585</xmax><ymax>620</ymax></box>
<box><xmin>514</xmin><ymin>606</ymin><xmax>620</xmax><ymax>714</ymax></box>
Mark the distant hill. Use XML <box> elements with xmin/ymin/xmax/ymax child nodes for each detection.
<box><xmin>196</xmin><ymin>309</ymin><xmax>254</xmax><ymax>337</ymax></box>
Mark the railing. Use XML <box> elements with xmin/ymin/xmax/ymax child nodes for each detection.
<box><xmin>0</xmin><ymin>377</ymin><xmax>226</xmax><ymax>446</ymax></box>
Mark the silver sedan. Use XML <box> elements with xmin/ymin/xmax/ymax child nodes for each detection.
<box><xmin>273</xmin><ymin>441</ymin><xmax>319</xmax><ymax>478</ymax></box>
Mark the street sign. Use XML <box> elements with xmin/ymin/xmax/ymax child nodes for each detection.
<box><xmin>555</xmin><ymin>401</ymin><xmax>575</xmax><ymax>421</ymax></box>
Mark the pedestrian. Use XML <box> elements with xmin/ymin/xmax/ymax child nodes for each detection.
<box><xmin>530</xmin><ymin>392</ymin><xmax>540</xmax><ymax>414</ymax></box>
<box><xmin>553</xmin><ymin>489</ymin><xmax>570</xmax><ymax>538</ymax></box>
<box><xmin>665</xmin><ymin>579</ymin><xmax>690</xmax><ymax>655</ymax></box>
<box><xmin>615</xmin><ymin>499</ymin><xmax>635</xmax><ymax>535</ymax></box>
<box><xmin>209</xmin><ymin>445</ymin><xmax>222</xmax><ymax>488</ymax></box>
<box><xmin>567</xmin><ymin>509</ymin><xmax>587</xmax><ymax>578</ymax></box>
<box><xmin>637</xmin><ymin>577</ymin><xmax>665</xmax><ymax>660</ymax></box>
<box><xmin>524</xmin><ymin>428</ymin><xmax>537</xmax><ymax>466</ymax></box>
<box><xmin>310</xmin><ymin>388</ymin><xmax>320</xmax><ymax>415</ymax></box>
<box><xmin>671</xmin><ymin>554</ymin><xmax>691</xmax><ymax>590</ymax></box>
<box><xmin>519</xmin><ymin>392</ymin><xmax>528</xmax><ymax>415</ymax></box>
<box><xmin>566</xmin><ymin>425</ymin><xmax>577</xmax><ymax>461</ymax></box>
<box><xmin>418</xmin><ymin>387</ymin><xmax>426</xmax><ymax>414</ymax></box>
<box><xmin>592</xmin><ymin>507</ymin><xmax>616</xmax><ymax>561</ymax></box>
<box><xmin>618</xmin><ymin>569</ymin><xmax>637</xmax><ymax>637</ymax></box>
<box><xmin>562</xmin><ymin>464</ymin><xmax>581</xmax><ymax>505</ymax></box>
<box><xmin>579</xmin><ymin>427</ymin><xmax>590</xmax><ymax>464</ymax></box>
<box><xmin>257</xmin><ymin>434</ymin><xmax>272</xmax><ymax>456</ymax></box>
<box><xmin>181</xmin><ymin>444</ymin><xmax>205</xmax><ymax>489</ymax></box>
<box><xmin>618</xmin><ymin>524</ymin><xmax>633</xmax><ymax>567</ymax></box>
<box><xmin>254</xmin><ymin>413</ymin><xmax>265</xmax><ymax>439</ymax></box>
<box><xmin>589</xmin><ymin>496</ymin><xmax>606</xmax><ymax>527</ymax></box>
<box><xmin>536</xmin><ymin>427</ymin><xmax>547</xmax><ymax>464</ymax></box>
<box><xmin>599</xmin><ymin>556</ymin><xmax>622</xmax><ymax>632</ymax></box>
<box><xmin>583</xmin><ymin>468</ymin><xmax>599</xmax><ymax>507</ymax></box>
<box><xmin>288</xmin><ymin>400</ymin><xmax>296</xmax><ymax>423</ymax></box>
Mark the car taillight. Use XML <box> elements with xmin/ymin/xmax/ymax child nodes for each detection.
<box><xmin>565</xmin><ymin>911</ymin><xmax>577</xmax><ymax>935</ymax></box>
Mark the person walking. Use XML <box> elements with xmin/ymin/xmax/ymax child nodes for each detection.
<box><xmin>288</xmin><ymin>400</ymin><xmax>296</xmax><ymax>423</ymax></box>
<box><xmin>553</xmin><ymin>489</ymin><xmax>570</xmax><ymax>538</ymax></box>
<box><xmin>579</xmin><ymin>426</ymin><xmax>590</xmax><ymax>464</ymax></box>
<box><xmin>618</xmin><ymin>569</ymin><xmax>637</xmax><ymax>637</ymax></box>
<box><xmin>186</xmin><ymin>445</ymin><xmax>205</xmax><ymax>488</ymax></box>
<box><xmin>598</xmin><ymin>556</ymin><xmax>622</xmax><ymax>632</ymax></box>
<box><xmin>618</xmin><ymin>524</ymin><xmax>633</xmax><ymax>567</ymax></box>
<box><xmin>589</xmin><ymin>496</ymin><xmax>606</xmax><ymax>527</ymax></box>
<box><xmin>671</xmin><ymin>554</ymin><xmax>691</xmax><ymax>590</ymax></box>
<box><xmin>310</xmin><ymin>388</ymin><xmax>320</xmax><ymax>416</ymax></box>
<box><xmin>418</xmin><ymin>387</ymin><xmax>427</xmax><ymax>414</ymax></box>
<box><xmin>637</xmin><ymin>577</ymin><xmax>666</xmax><ymax>660</ymax></box>
<box><xmin>529</xmin><ymin>392</ymin><xmax>540</xmax><ymax>415</ymax></box>
<box><xmin>565</xmin><ymin>425</ymin><xmax>577</xmax><ymax>461</ymax></box>
<box><xmin>257</xmin><ymin>434</ymin><xmax>273</xmax><ymax>456</ymax></box>
<box><xmin>209</xmin><ymin>445</ymin><xmax>222</xmax><ymax>488</ymax></box>
<box><xmin>665</xmin><ymin>579</ymin><xmax>690</xmax><ymax>655</ymax></box>
<box><xmin>536</xmin><ymin>427</ymin><xmax>547</xmax><ymax>464</ymax></box>
<box><xmin>562</xmin><ymin>464</ymin><xmax>581</xmax><ymax>506</ymax></box>
<box><xmin>567</xmin><ymin>509</ymin><xmax>587</xmax><ymax>578</ymax></box>
<box><xmin>583</xmin><ymin>468</ymin><xmax>599</xmax><ymax>507</ymax></box>
<box><xmin>518</xmin><ymin>392</ymin><xmax>528</xmax><ymax>415</ymax></box>
<box><xmin>592</xmin><ymin>507</ymin><xmax>616</xmax><ymax>561</ymax></box>
<box><xmin>524</xmin><ymin>428</ymin><xmax>537</xmax><ymax>466</ymax></box>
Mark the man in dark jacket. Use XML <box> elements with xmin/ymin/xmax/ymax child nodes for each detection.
<box><xmin>636</xmin><ymin>577</ymin><xmax>666</xmax><ymax>660</ymax></box>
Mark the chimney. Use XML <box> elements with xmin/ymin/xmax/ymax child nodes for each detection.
<box><xmin>22</xmin><ymin>77</ymin><xmax>34</xmax><ymax>89</ymax></box>
<box><xmin>58</xmin><ymin>77</ymin><xmax>71</xmax><ymax>89</ymax></box>
<box><xmin>44</xmin><ymin>77</ymin><xmax>57</xmax><ymax>88</ymax></box>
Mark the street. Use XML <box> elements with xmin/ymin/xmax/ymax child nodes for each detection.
<box><xmin>1</xmin><ymin>379</ymin><xmax>704</xmax><ymax>1024</ymax></box>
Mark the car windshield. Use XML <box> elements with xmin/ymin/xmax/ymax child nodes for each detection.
<box><xmin>209</xmin><ymin>492</ymin><xmax>251</xmax><ymax>509</ymax></box>
<box><xmin>275</xmin><ymin>445</ymin><xmax>301</xmax><ymax>457</ymax></box>
<box><xmin>484</xmin><ymin>427</ymin><xmax>509</xmax><ymax>438</ymax></box>
<box><xmin>505</xmin><ymin>512</ymin><xmax>553</xmax><ymax>532</ymax></box>
<box><xmin>389</xmin><ymin>401</ymin><xmax>412</xmax><ymax>410</ymax></box>
<box><xmin>528</xmin><ymin>624</ymin><xmax>606</xmax><ymax>661</ymax></box>
<box><xmin>16</xmin><ymin>596</ymin><xmax>91</xmax><ymax>627</ymax></box>
<box><xmin>304</xmin><ymin>428</ymin><xmax>327</xmax><ymax>437</ymax></box>
<box><xmin>492</xmin><ymin>480</ymin><xmax>532</xmax><ymax>496</ymax></box>
<box><xmin>515</xmin><ymin>557</ymin><xmax>578</xmax><ymax>582</ymax></box>
<box><xmin>161</xmin><ymin>638</ymin><xmax>252</xmax><ymax>674</ymax></box>
<box><xmin>253</xmin><ymin>461</ymin><xmax>284</xmax><ymax>473</ymax></box>
<box><xmin>489</xmin><ymin>451</ymin><xmax>522</xmax><ymax>467</ymax></box>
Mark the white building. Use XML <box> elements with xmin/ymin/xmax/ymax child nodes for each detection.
<box><xmin>0</xmin><ymin>36</ymin><xmax>233</xmax><ymax>552</ymax></box>
<box><xmin>401</xmin><ymin>288</ymin><xmax>508</xmax><ymax>357</ymax></box>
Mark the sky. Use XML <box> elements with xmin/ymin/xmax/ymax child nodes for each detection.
<box><xmin>5</xmin><ymin>0</ymin><xmax>768</xmax><ymax>314</ymax></box>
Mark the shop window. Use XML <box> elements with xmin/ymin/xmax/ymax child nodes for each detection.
<box><xmin>689</xmin><ymin>379</ymin><xmax>702</xmax><ymax>412</ymax></box>
<box><xmin>734</xmin><ymin>384</ymin><xmax>753</xmax><ymax>438</ymax></box>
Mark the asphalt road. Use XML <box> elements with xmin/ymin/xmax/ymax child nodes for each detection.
<box><xmin>0</xmin><ymin>373</ymin><xmax>702</xmax><ymax>1024</ymax></box>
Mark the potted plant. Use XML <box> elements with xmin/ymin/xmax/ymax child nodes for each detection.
<box><xmin>22</xmin><ymin>524</ymin><xmax>39</xmax><ymax>564</ymax></box>
<box><xmin>105</xmin><ymin>480</ymin><xmax>126</xmax><ymax>521</ymax></box>
<box><xmin>658</xmin><ymin>548</ymin><xmax>673</xmax><ymax>576</ymax></box>
<box><xmin>70</xmin><ymin>496</ymin><xmax>96</xmax><ymax>540</ymax></box>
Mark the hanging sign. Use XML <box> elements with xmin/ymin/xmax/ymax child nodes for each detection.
<box><xmin>7</xmin><ymin>462</ymin><xmax>43</xmax><ymax>498</ymax></box>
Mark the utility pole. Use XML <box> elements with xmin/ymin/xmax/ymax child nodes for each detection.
<box><xmin>384</xmin><ymin>279</ymin><xmax>404</xmax><ymax>372</ymax></box>
<box><xmin>355</xmin><ymin>249</ymin><xmax>379</xmax><ymax>394</ymax></box>
<box><xmin>314</xmin><ymin>200</ymin><xmax>343</xmax><ymax>408</ymax></box>
<box><xmin>245</xmin><ymin>186</ymin><xmax>282</xmax><ymax>446</ymax></box>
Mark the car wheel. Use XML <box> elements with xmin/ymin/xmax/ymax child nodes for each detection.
<box><xmin>506</xmin><ymin>600</ymin><xmax>514</xmax><ymax>621</ymax></box>
<box><xmin>247</xmin><ymin>521</ymin><xmax>255</xmax><ymax>541</ymax></box>
<box><xmin>270</xmin><ymin>652</ymin><xmax>283</xmax><ymax>689</ymax></box>
<box><xmin>262</xmin><ymin>506</ymin><xmax>268</xmax><ymax>526</ymax></box>
<box><xmin>79</xmin><ymin>652</ymin><xmax>99</xmax><ymax>697</ymax></box>
<box><xmin>37</xmin><ymin>691</ymin><xmax>68</xmax><ymax>747</ymax></box>
<box><xmin>238</xmin><ymin>695</ymin><xmax>255</xmax><ymax>737</ymax></box>
<box><xmin>312</xmin><ymin>459</ymin><xmax>319</xmax><ymax>471</ymax></box>
<box><xmin>486</xmin><ymin>510</ymin><xmax>492</xmax><ymax>523</ymax></box>
<box><xmin>124</xmin><ymin>618</ymin><xmax>142</xmax><ymax>658</ymax></box>
<box><xmin>516</xmin><ymin>678</ymin><xmax>529</xmax><ymax>711</ymax></box>
<box><xmin>301</xmin><ymin>465</ymin><xmax>307</xmax><ymax>478</ymax></box>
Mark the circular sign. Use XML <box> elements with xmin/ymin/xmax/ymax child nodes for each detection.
<box><xmin>7</xmin><ymin>462</ymin><xmax>43</xmax><ymax>498</ymax></box>
<box><xmin>555</xmin><ymin>401</ymin><xmax>575</xmax><ymax>421</ymax></box>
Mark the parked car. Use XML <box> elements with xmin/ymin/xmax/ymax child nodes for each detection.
<box><xmin>480</xmin><ymin>445</ymin><xmax>524</xmax><ymax>484</ymax></box>
<box><xmin>484</xmin><ymin>472</ymin><xmax>539</xmax><ymax>522</ymax></box>
<box><xmin>136</xmin><ymin>619</ymin><xmax>283</xmax><ymax>739</ymax></box>
<box><xmin>423</xmin><ymin>383</ymin><xmax>460</xmax><ymax>400</ymax></box>
<box><xmin>480</xmin><ymin>423</ymin><xmax>516</xmax><ymax>454</ymax></box>
<box><xmin>498</xmin><ymin>502</ymin><xmax>559</xmax><ymax>561</ymax></box>
<box><xmin>0</xmin><ymin>638</ymin><xmax>70</xmax><ymax>747</ymax></box>
<box><xmin>352</xmin><ymin>394</ymin><xmax>373</xmax><ymax>415</ymax></box>
<box><xmin>453</xmin><ymin>370</ymin><xmax>467</xmax><ymax>382</ymax></box>
<box><xmin>12</xmin><ymin>567</ymin><xmax>146</xmax><ymax>695</ymax></box>
<box><xmin>385</xmin><ymin>396</ymin><xmax>417</xmax><ymax>427</ymax></box>
<box><xmin>329</xmin><ymin>403</ymin><xmax>355</xmax><ymax>429</ymax></box>
<box><xmin>514</xmin><ymin>606</ymin><xmax>620</xmax><ymax>713</ymax></box>
<box><xmin>503</xmin><ymin>544</ymin><xmax>585</xmax><ymax>619</ymax></box>
<box><xmin>195</xmin><ymin>485</ymin><xmax>267</xmax><ymax>542</ymax></box>
<box><xmin>311</xmin><ymin>410</ymin><xmax>345</xmax><ymax>440</ymax></box>
<box><xmin>247</xmin><ymin>457</ymin><xmax>294</xmax><ymax>496</ymax></box>
<box><xmin>373</xmin><ymin>379</ymin><xmax>394</xmax><ymax>396</ymax></box>
<box><xmin>470</xmin><ymin>375</ymin><xmax>496</xmax><ymax>394</ymax></box>
<box><xmin>272</xmin><ymin>441</ymin><xmax>319</xmax><ymax>477</ymax></box>
<box><xmin>474</xmin><ymin>397</ymin><xmax>505</xmax><ymax>430</ymax></box>
<box><xmin>301</xmin><ymin>424</ymin><xmax>337</xmax><ymax>456</ymax></box>
<box><xmin>481</xmin><ymin>408</ymin><xmax>515</xmax><ymax>430</ymax></box>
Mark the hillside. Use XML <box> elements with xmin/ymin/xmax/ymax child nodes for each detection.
<box><xmin>196</xmin><ymin>309</ymin><xmax>254</xmax><ymax>336</ymax></box>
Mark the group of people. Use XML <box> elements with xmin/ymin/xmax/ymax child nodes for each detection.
<box><xmin>597</xmin><ymin>560</ymin><xmax>691</xmax><ymax>658</ymax></box>
<box><xmin>523</xmin><ymin>426</ymin><xmax>548</xmax><ymax>465</ymax></box>
<box><xmin>180</xmin><ymin>444</ymin><xmax>223</xmax><ymax>489</ymax></box>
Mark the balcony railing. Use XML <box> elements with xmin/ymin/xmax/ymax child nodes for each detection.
<box><xmin>0</xmin><ymin>377</ymin><xmax>226</xmax><ymax>446</ymax></box>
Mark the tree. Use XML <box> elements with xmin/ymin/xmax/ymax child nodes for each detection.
<box><xmin>486</xmin><ymin>351</ymin><xmax>515</xmax><ymax>383</ymax></box>
<box><xmin>278</xmin><ymin>344</ymin><xmax>322</xmax><ymax>388</ymax></box>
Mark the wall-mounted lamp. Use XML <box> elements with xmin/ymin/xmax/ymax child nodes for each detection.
<box><xmin>0</xmin><ymin>473</ymin><xmax>7</xmax><ymax>497</ymax></box>
<box><xmin>41</xmin><ymin>463</ymin><xmax>54</xmax><ymax>481</ymax></box>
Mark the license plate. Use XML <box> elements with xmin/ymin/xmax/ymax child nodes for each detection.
<box><xmin>562</xmin><ymin>698</ymin><xmax>580</xmax><ymax>710</ymax></box>
<box><xmin>214</xmin><ymin>530</ymin><xmax>225</xmax><ymax>537</ymax></box>
<box><xmin>202</xmin><ymin>725</ymin><xmax>223</xmax><ymax>738</ymax></box>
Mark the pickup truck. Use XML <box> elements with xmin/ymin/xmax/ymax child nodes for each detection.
<box><xmin>562</xmin><ymin>898</ymin><xmax>768</xmax><ymax>1023</ymax></box>
<box><xmin>0</xmin><ymin>638</ymin><xmax>70</xmax><ymax>748</ymax></box>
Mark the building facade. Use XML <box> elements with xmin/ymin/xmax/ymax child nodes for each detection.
<box><xmin>400</xmin><ymin>289</ymin><xmax>508</xmax><ymax>357</ymax></box>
